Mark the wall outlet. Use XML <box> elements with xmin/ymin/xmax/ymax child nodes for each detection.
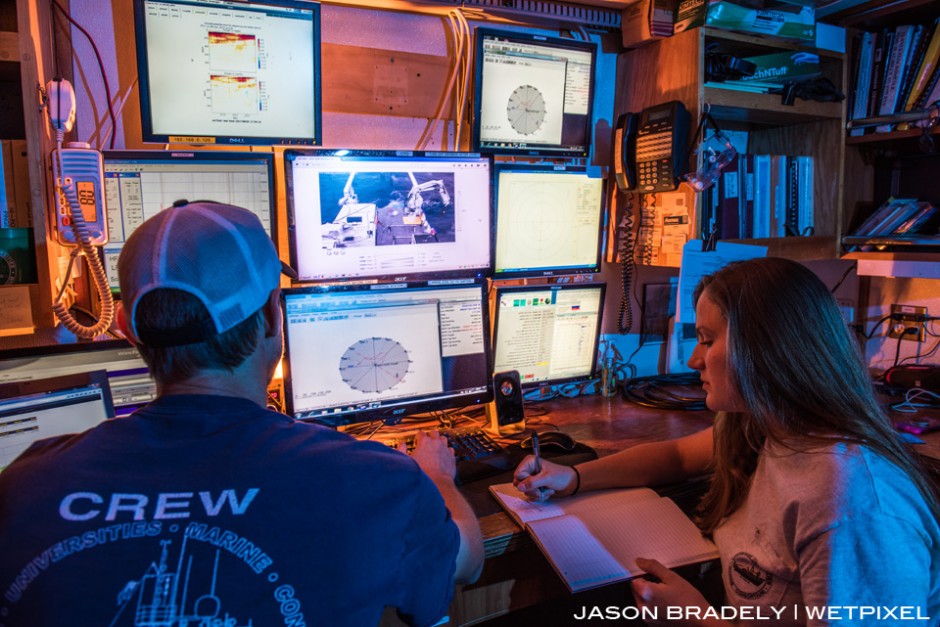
<box><xmin>888</xmin><ymin>304</ymin><xmax>927</xmax><ymax>342</ymax></box>
<box><xmin>836</xmin><ymin>299</ymin><xmax>855</xmax><ymax>325</ymax></box>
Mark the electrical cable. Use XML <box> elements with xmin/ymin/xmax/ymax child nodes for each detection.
<box><xmin>864</xmin><ymin>314</ymin><xmax>893</xmax><ymax>340</ymax></box>
<box><xmin>51</xmin><ymin>0</ymin><xmax>118</xmax><ymax>149</ymax></box>
<box><xmin>621</xmin><ymin>372</ymin><xmax>707</xmax><ymax>411</ymax></box>
<box><xmin>49</xmin><ymin>122</ymin><xmax>115</xmax><ymax>338</ymax></box>
<box><xmin>829</xmin><ymin>263</ymin><xmax>855</xmax><ymax>294</ymax></box>
<box><xmin>616</xmin><ymin>187</ymin><xmax>636</xmax><ymax>334</ymax></box>
<box><xmin>417</xmin><ymin>9</ymin><xmax>470</xmax><ymax>151</ymax></box>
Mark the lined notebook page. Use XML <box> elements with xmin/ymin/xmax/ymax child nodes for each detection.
<box><xmin>525</xmin><ymin>497</ymin><xmax>718</xmax><ymax>592</ymax></box>
<box><xmin>489</xmin><ymin>483</ymin><xmax>661</xmax><ymax>527</ymax></box>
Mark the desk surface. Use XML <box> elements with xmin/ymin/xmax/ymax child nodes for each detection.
<box><xmin>471</xmin><ymin>395</ymin><xmax>715</xmax><ymax>558</ymax></box>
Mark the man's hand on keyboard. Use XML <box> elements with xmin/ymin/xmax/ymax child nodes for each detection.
<box><xmin>407</xmin><ymin>430</ymin><xmax>458</xmax><ymax>483</ymax></box>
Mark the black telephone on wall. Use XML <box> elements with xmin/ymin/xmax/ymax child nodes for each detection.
<box><xmin>614</xmin><ymin>101</ymin><xmax>691</xmax><ymax>194</ymax></box>
<box><xmin>613</xmin><ymin>112</ymin><xmax>637</xmax><ymax>191</ymax></box>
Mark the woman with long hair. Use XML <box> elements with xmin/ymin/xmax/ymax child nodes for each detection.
<box><xmin>514</xmin><ymin>257</ymin><xmax>940</xmax><ymax>624</ymax></box>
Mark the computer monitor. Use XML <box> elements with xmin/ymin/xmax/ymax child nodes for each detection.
<box><xmin>134</xmin><ymin>0</ymin><xmax>321</xmax><ymax>145</ymax></box>
<box><xmin>472</xmin><ymin>28</ymin><xmax>597</xmax><ymax>158</ymax></box>
<box><xmin>281</xmin><ymin>280</ymin><xmax>492</xmax><ymax>427</ymax></box>
<box><xmin>285</xmin><ymin>149</ymin><xmax>492</xmax><ymax>283</ymax></box>
<box><xmin>0</xmin><ymin>341</ymin><xmax>154</xmax><ymax>418</ymax></box>
<box><xmin>492</xmin><ymin>283</ymin><xmax>605</xmax><ymax>389</ymax></box>
<box><xmin>492</xmin><ymin>162</ymin><xmax>605</xmax><ymax>278</ymax></box>
<box><xmin>102</xmin><ymin>150</ymin><xmax>276</xmax><ymax>291</ymax></box>
<box><xmin>0</xmin><ymin>371</ymin><xmax>115</xmax><ymax>472</ymax></box>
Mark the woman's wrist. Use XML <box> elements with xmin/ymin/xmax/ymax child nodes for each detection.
<box><xmin>568</xmin><ymin>465</ymin><xmax>581</xmax><ymax>496</ymax></box>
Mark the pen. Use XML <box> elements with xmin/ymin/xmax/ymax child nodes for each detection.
<box><xmin>532</xmin><ymin>432</ymin><xmax>542</xmax><ymax>475</ymax></box>
<box><xmin>531</xmin><ymin>433</ymin><xmax>549</xmax><ymax>499</ymax></box>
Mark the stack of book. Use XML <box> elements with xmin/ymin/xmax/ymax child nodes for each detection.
<box><xmin>848</xmin><ymin>17</ymin><xmax>940</xmax><ymax>135</ymax></box>
<box><xmin>849</xmin><ymin>198</ymin><xmax>938</xmax><ymax>240</ymax></box>
<box><xmin>700</xmin><ymin>153</ymin><xmax>814</xmax><ymax>241</ymax></box>
<box><xmin>705</xmin><ymin>50</ymin><xmax>822</xmax><ymax>94</ymax></box>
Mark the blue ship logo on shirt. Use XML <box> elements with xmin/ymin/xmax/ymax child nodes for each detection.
<box><xmin>112</xmin><ymin>537</ymin><xmax>253</xmax><ymax>627</ymax></box>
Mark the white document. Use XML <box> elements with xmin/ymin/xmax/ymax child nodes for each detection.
<box><xmin>489</xmin><ymin>483</ymin><xmax>718</xmax><ymax>592</ymax></box>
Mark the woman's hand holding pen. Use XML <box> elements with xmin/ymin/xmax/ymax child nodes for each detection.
<box><xmin>513</xmin><ymin>457</ymin><xmax>579</xmax><ymax>500</ymax></box>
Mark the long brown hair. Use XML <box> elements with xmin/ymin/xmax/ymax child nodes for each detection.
<box><xmin>693</xmin><ymin>257</ymin><xmax>940</xmax><ymax>534</ymax></box>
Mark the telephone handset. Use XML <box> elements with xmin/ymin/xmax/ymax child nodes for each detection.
<box><xmin>613</xmin><ymin>112</ymin><xmax>637</xmax><ymax>191</ymax></box>
<box><xmin>633</xmin><ymin>100</ymin><xmax>691</xmax><ymax>193</ymax></box>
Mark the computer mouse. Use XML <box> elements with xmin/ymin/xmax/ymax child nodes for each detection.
<box><xmin>521</xmin><ymin>430</ymin><xmax>577</xmax><ymax>452</ymax></box>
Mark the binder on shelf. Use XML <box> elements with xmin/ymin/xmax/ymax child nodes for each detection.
<box><xmin>718</xmin><ymin>152</ymin><xmax>741</xmax><ymax>240</ymax></box>
<box><xmin>796</xmin><ymin>156</ymin><xmax>814</xmax><ymax>235</ymax></box>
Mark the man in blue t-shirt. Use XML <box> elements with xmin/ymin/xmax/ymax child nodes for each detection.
<box><xmin>0</xmin><ymin>201</ymin><xmax>483</xmax><ymax>627</ymax></box>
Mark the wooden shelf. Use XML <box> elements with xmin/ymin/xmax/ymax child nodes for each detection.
<box><xmin>705</xmin><ymin>86</ymin><xmax>844</xmax><ymax>125</ymax></box>
<box><xmin>846</xmin><ymin>124</ymin><xmax>940</xmax><ymax>146</ymax></box>
<box><xmin>703</xmin><ymin>27</ymin><xmax>843</xmax><ymax>58</ymax></box>
<box><xmin>721</xmin><ymin>235</ymin><xmax>839</xmax><ymax>259</ymax></box>
<box><xmin>843</xmin><ymin>235</ymin><xmax>940</xmax><ymax>250</ymax></box>
<box><xmin>841</xmin><ymin>250</ymin><xmax>940</xmax><ymax>278</ymax></box>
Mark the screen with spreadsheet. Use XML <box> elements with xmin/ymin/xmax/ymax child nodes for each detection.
<box><xmin>281</xmin><ymin>280</ymin><xmax>492</xmax><ymax>427</ymax></box>
<box><xmin>284</xmin><ymin>149</ymin><xmax>491</xmax><ymax>283</ymax></box>
<box><xmin>492</xmin><ymin>162</ymin><xmax>605</xmax><ymax>278</ymax></box>
<box><xmin>0</xmin><ymin>341</ymin><xmax>154</xmax><ymax>418</ymax></box>
<box><xmin>102</xmin><ymin>150</ymin><xmax>275</xmax><ymax>292</ymax></box>
<box><xmin>492</xmin><ymin>283</ymin><xmax>605</xmax><ymax>388</ymax></box>
<box><xmin>0</xmin><ymin>371</ymin><xmax>115</xmax><ymax>472</ymax></box>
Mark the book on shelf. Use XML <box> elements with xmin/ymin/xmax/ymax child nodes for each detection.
<box><xmin>489</xmin><ymin>483</ymin><xmax>719</xmax><ymax>593</ymax></box>
<box><xmin>868</xmin><ymin>29</ymin><xmax>889</xmax><ymax>121</ymax></box>
<box><xmin>705</xmin><ymin>151</ymin><xmax>811</xmax><ymax>240</ymax></box>
<box><xmin>896</xmin><ymin>24</ymin><xmax>927</xmax><ymax>113</ymax></box>
<box><xmin>849</xmin><ymin>31</ymin><xmax>875</xmax><ymax>137</ymax></box>
<box><xmin>893</xmin><ymin>202</ymin><xmax>937</xmax><ymax>236</ymax></box>
<box><xmin>796</xmin><ymin>156</ymin><xmax>814</xmax><ymax>235</ymax></box>
<box><xmin>899</xmin><ymin>18</ymin><xmax>940</xmax><ymax>128</ymax></box>
<box><xmin>899</xmin><ymin>23</ymin><xmax>932</xmax><ymax>103</ymax></box>
<box><xmin>877</xmin><ymin>24</ymin><xmax>915</xmax><ymax>132</ymax></box>
<box><xmin>851</xmin><ymin>198</ymin><xmax>923</xmax><ymax>237</ymax></box>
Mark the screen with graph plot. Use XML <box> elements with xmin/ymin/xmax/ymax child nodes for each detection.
<box><xmin>285</xmin><ymin>149</ymin><xmax>492</xmax><ymax>282</ymax></box>
<box><xmin>492</xmin><ymin>283</ymin><xmax>605</xmax><ymax>389</ymax></box>
<box><xmin>101</xmin><ymin>150</ymin><xmax>276</xmax><ymax>293</ymax></box>
<box><xmin>134</xmin><ymin>0</ymin><xmax>321</xmax><ymax>145</ymax></box>
<box><xmin>281</xmin><ymin>281</ymin><xmax>492</xmax><ymax>427</ymax></box>
<box><xmin>492</xmin><ymin>162</ymin><xmax>605</xmax><ymax>278</ymax></box>
<box><xmin>472</xmin><ymin>28</ymin><xmax>597</xmax><ymax>157</ymax></box>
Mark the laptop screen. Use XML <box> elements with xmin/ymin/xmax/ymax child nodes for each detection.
<box><xmin>0</xmin><ymin>371</ymin><xmax>115</xmax><ymax>472</ymax></box>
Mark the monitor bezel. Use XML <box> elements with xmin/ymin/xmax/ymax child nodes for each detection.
<box><xmin>491</xmin><ymin>161</ymin><xmax>605</xmax><ymax>280</ymax></box>
<box><xmin>0</xmin><ymin>370</ymin><xmax>117</xmax><ymax>421</ymax></box>
<box><xmin>491</xmin><ymin>282</ymin><xmax>606</xmax><ymax>390</ymax></box>
<box><xmin>280</xmin><ymin>279</ymin><xmax>494</xmax><ymax>428</ymax></box>
<box><xmin>283</xmin><ymin>148</ymin><xmax>494</xmax><ymax>284</ymax></box>
<box><xmin>134</xmin><ymin>0</ymin><xmax>322</xmax><ymax>146</ymax></box>
<box><xmin>472</xmin><ymin>28</ymin><xmax>598</xmax><ymax>158</ymax></box>
<box><xmin>101</xmin><ymin>149</ymin><xmax>279</xmax><ymax>296</ymax></box>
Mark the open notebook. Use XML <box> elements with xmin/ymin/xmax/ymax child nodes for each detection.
<box><xmin>489</xmin><ymin>483</ymin><xmax>718</xmax><ymax>592</ymax></box>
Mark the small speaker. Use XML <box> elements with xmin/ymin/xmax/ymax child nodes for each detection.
<box><xmin>488</xmin><ymin>370</ymin><xmax>525</xmax><ymax>435</ymax></box>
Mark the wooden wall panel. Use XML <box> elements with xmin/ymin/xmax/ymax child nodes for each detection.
<box><xmin>322</xmin><ymin>43</ymin><xmax>453</xmax><ymax>119</ymax></box>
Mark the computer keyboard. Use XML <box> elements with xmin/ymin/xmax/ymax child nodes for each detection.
<box><xmin>382</xmin><ymin>427</ymin><xmax>518</xmax><ymax>485</ymax></box>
